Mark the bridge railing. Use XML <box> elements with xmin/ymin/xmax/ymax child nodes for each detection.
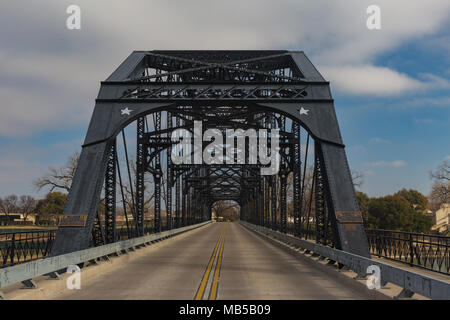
<box><xmin>241</xmin><ymin>221</ymin><xmax>450</xmax><ymax>300</ymax></box>
<box><xmin>0</xmin><ymin>220</ymin><xmax>212</xmax><ymax>296</ymax></box>
<box><xmin>1</xmin><ymin>219</ymin><xmax>201</xmax><ymax>268</ymax></box>
<box><xmin>0</xmin><ymin>230</ymin><xmax>56</xmax><ymax>268</ymax></box>
<box><xmin>366</xmin><ymin>229</ymin><xmax>450</xmax><ymax>275</ymax></box>
<box><xmin>271</xmin><ymin>222</ymin><xmax>450</xmax><ymax>275</ymax></box>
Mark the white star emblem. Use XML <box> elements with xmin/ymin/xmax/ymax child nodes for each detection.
<box><xmin>121</xmin><ymin>107</ymin><xmax>133</xmax><ymax>116</ymax></box>
<box><xmin>299</xmin><ymin>107</ymin><xmax>309</xmax><ymax>116</ymax></box>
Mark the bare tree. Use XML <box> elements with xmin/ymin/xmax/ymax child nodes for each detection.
<box><xmin>117</xmin><ymin>157</ymin><xmax>154</xmax><ymax>220</ymax></box>
<box><xmin>18</xmin><ymin>195</ymin><xmax>37</xmax><ymax>222</ymax></box>
<box><xmin>0</xmin><ymin>195</ymin><xmax>19</xmax><ymax>219</ymax></box>
<box><xmin>300</xmin><ymin>165</ymin><xmax>315</xmax><ymax>226</ymax></box>
<box><xmin>212</xmin><ymin>200</ymin><xmax>240</xmax><ymax>220</ymax></box>
<box><xmin>429</xmin><ymin>160</ymin><xmax>450</xmax><ymax>210</ymax></box>
<box><xmin>34</xmin><ymin>151</ymin><xmax>80</xmax><ymax>193</ymax></box>
<box><xmin>351</xmin><ymin>170</ymin><xmax>364</xmax><ymax>189</ymax></box>
<box><xmin>33</xmin><ymin>150</ymin><xmax>159</xmax><ymax>224</ymax></box>
<box><xmin>430</xmin><ymin>160</ymin><xmax>450</xmax><ymax>182</ymax></box>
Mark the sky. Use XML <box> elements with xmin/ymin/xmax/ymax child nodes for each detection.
<box><xmin>0</xmin><ymin>0</ymin><xmax>449</xmax><ymax>198</ymax></box>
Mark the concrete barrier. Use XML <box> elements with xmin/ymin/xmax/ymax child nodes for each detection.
<box><xmin>0</xmin><ymin>220</ymin><xmax>212</xmax><ymax>296</ymax></box>
<box><xmin>240</xmin><ymin>220</ymin><xmax>450</xmax><ymax>300</ymax></box>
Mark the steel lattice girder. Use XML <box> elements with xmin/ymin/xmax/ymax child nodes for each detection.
<box><xmin>104</xmin><ymin>140</ymin><xmax>117</xmax><ymax>243</ymax></box>
<box><xmin>51</xmin><ymin>50</ymin><xmax>370</xmax><ymax>258</ymax></box>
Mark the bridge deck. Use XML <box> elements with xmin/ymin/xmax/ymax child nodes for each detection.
<box><xmin>54</xmin><ymin>222</ymin><xmax>367</xmax><ymax>300</ymax></box>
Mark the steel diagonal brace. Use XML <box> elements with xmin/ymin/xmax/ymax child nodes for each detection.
<box><xmin>142</xmin><ymin>52</ymin><xmax>299</xmax><ymax>82</ymax></box>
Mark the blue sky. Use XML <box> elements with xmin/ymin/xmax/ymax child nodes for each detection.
<box><xmin>334</xmin><ymin>33</ymin><xmax>450</xmax><ymax>197</ymax></box>
<box><xmin>0</xmin><ymin>1</ymin><xmax>449</xmax><ymax>198</ymax></box>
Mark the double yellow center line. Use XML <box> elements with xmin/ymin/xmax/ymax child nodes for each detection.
<box><xmin>194</xmin><ymin>226</ymin><xmax>226</xmax><ymax>300</ymax></box>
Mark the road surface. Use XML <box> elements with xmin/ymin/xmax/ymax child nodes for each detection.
<box><xmin>55</xmin><ymin>222</ymin><xmax>366</xmax><ymax>300</ymax></box>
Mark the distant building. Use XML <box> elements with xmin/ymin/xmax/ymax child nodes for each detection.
<box><xmin>116</xmin><ymin>215</ymin><xmax>134</xmax><ymax>223</ymax></box>
<box><xmin>0</xmin><ymin>212</ymin><xmax>36</xmax><ymax>225</ymax></box>
<box><xmin>431</xmin><ymin>204</ymin><xmax>450</xmax><ymax>233</ymax></box>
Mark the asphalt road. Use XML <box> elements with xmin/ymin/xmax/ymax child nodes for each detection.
<box><xmin>56</xmin><ymin>222</ymin><xmax>366</xmax><ymax>300</ymax></box>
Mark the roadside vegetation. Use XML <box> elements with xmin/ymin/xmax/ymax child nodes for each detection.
<box><xmin>0</xmin><ymin>153</ymin><xmax>448</xmax><ymax>234</ymax></box>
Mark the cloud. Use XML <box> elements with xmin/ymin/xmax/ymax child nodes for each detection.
<box><xmin>389</xmin><ymin>96</ymin><xmax>450</xmax><ymax>110</ymax></box>
<box><xmin>421</xmin><ymin>35</ymin><xmax>450</xmax><ymax>58</ymax></box>
<box><xmin>322</xmin><ymin>65</ymin><xmax>424</xmax><ymax>95</ymax></box>
<box><xmin>0</xmin><ymin>143</ymin><xmax>47</xmax><ymax>197</ymax></box>
<box><xmin>364</xmin><ymin>160</ymin><xmax>407</xmax><ymax>168</ymax></box>
<box><xmin>322</xmin><ymin>67</ymin><xmax>450</xmax><ymax>96</ymax></box>
<box><xmin>370</xmin><ymin>137</ymin><xmax>391</xmax><ymax>144</ymax></box>
<box><xmin>50</xmin><ymin>138</ymin><xmax>84</xmax><ymax>153</ymax></box>
<box><xmin>0</xmin><ymin>138</ymin><xmax>86</xmax><ymax>197</ymax></box>
<box><xmin>0</xmin><ymin>0</ymin><xmax>449</xmax><ymax>137</ymax></box>
<box><xmin>348</xmin><ymin>145</ymin><xmax>367</xmax><ymax>152</ymax></box>
<box><xmin>445</xmin><ymin>155</ymin><xmax>450</xmax><ymax>161</ymax></box>
<box><xmin>413</xmin><ymin>117</ymin><xmax>435</xmax><ymax>124</ymax></box>
<box><xmin>418</xmin><ymin>73</ymin><xmax>450</xmax><ymax>90</ymax></box>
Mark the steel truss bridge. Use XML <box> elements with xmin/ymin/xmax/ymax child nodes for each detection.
<box><xmin>50</xmin><ymin>50</ymin><xmax>369</xmax><ymax>257</ymax></box>
<box><xmin>1</xmin><ymin>51</ymin><xmax>449</xmax><ymax>300</ymax></box>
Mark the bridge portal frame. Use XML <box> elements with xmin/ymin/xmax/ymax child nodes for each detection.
<box><xmin>51</xmin><ymin>50</ymin><xmax>370</xmax><ymax>258</ymax></box>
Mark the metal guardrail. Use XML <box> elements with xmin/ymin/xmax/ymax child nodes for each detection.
<box><xmin>0</xmin><ymin>221</ymin><xmax>191</xmax><ymax>268</ymax></box>
<box><xmin>0</xmin><ymin>220</ymin><xmax>212</xmax><ymax>294</ymax></box>
<box><xmin>0</xmin><ymin>230</ymin><xmax>57</xmax><ymax>267</ymax></box>
<box><xmin>241</xmin><ymin>221</ymin><xmax>450</xmax><ymax>300</ymax></box>
<box><xmin>366</xmin><ymin>229</ymin><xmax>450</xmax><ymax>275</ymax></box>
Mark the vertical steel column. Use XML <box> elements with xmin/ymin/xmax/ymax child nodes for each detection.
<box><xmin>104</xmin><ymin>140</ymin><xmax>117</xmax><ymax>243</ymax></box>
<box><xmin>175</xmin><ymin>172</ymin><xmax>181</xmax><ymax>228</ymax></box>
<box><xmin>154</xmin><ymin>112</ymin><xmax>162</xmax><ymax>233</ymax></box>
<box><xmin>166</xmin><ymin>111</ymin><xmax>173</xmax><ymax>230</ymax></box>
<box><xmin>293</xmin><ymin>122</ymin><xmax>301</xmax><ymax>237</ymax></box>
<box><xmin>253</xmin><ymin>178</ymin><xmax>258</xmax><ymax>225</ymax></box>
<box><xmin>191</xmin><ymin>187</ymin><xmax>197</xmax><ymax>224</ymax></box>
<box><xmin>182</xmin><ymin>172</ymin><xmax>186</xmax><ymax>227</ymax></box>
<box><xmin>279</xmin><ymin>176</ymin><xmax>287</xmax><ymax>233</ymax></box>
<box><xmin>175</xmin><ymin>116</ymin><xmax>181</xmax><ymax>228</ymax></box>
<box><xmin>254</xmin><ymin>194</ymin><xmax>258</xmax><ymax>225</ymax></box>
<box><xmin>271</xmin><ymin>175</ymin><xmax>277</xmax><ymax>229</ymax></box>
<box><xmin>259</xmin><ymin>179</ymin><xmax>264</xmax><ymax>226</ymax></box>
<box><xmin>192</xmin><ymin>186</ymin><xmax>196</xmax><ymax>224</ymax></box>
<box><xmin>264</xmin><ymin>177</ymin><xmax>269</xmax><ymax>227</ymax></box>
<box><xmin>279</xmin><ymin>116</ymin><xmax>287</xmax><ymax>233</ymax></box>
<box><xmin>270</xmin><ymin>114</ymin><xmax>277</xmax><ymax>230</ymax></box>
<box><xmin>205</xmin><ymin>167</ymin><xmax>210</xmax><ymax>222</ymax></box>
<box><xmin>264</xmin><ymin>115</ymin><xmax>270</xmax><ymax>228</ymax></box>
<box><xmin>91</xmin><ymin>211</ymin><xmax>105</xmax><ymax>246</ymax></box>
<box><xmin>314</xmin><ymin>143</ymin><xmax>328</xmax><ymax>245</ymax></box>
<box><xmin>136</xmin><ymin>117</ymin><xmax>145</xmax><ymax>236</ymax></box>
<box><xmin>187</xmin><ymin>186</ymin><xmax>191</xmax><ymax>225</ymax></box>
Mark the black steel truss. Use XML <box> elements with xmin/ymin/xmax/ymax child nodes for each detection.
<box><xmin>104</xmin><ymin>140</ymin><xmax>117</xmax><ymax>243</ymax></box>
<box><xmin>136</xmin><ymin>117</ymin><xmax>146</xmax><ymax>236</ymax></box>
<box><xmin>51</xmin><ymin>50</ymin><xmax>370</xmax><ymax>259</ymax></box>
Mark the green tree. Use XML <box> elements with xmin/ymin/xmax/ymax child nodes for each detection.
<box><xmin>35</xmin><ymin>192</ymin><xmax>68</xmax><ymax>224</ymax></box>
<box><xmin>407</xmin><ymin>210</ymin><xmax>433</xmax><ymax>233</ymax></box>
<box><xmin>368</xmin><ymin>195</ymin><xmax>432</xmax><ymax>232</ymax></box>
<box><xmin>395</xmin><ymin>188</ymin><xmax>428</xmax><ymax>211</ymax></box>
<box><xmin>356</xmin><ymin>191</ymin><xmax>371</xmax><ymax>227</ymax></box>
